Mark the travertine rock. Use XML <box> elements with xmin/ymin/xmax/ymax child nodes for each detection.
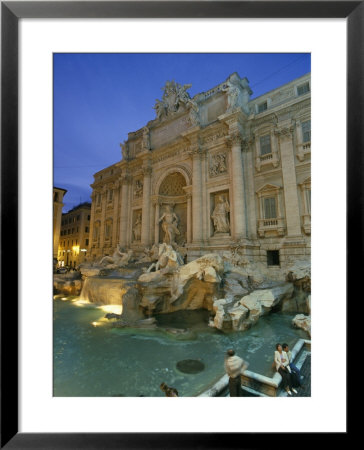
<box><xmin>292</xmin><ymin>314</ymin><xmax>311</xmax><ymax>337</ymax></box>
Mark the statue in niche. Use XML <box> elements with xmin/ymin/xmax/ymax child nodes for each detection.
<box><xmin>134</xmin><ymin>179</ymin><xmax>143</xmax><ymax>198</ymax></box>
<box><xmin>159</xmin><ymin>204</ymin><xmax>180</xmax><ymax>247</ymax></box>
<box><xmin>222</xmin><ymin>79</ymin><xmax>240</xmax><ymax>111</ymax></box>
<box><xmin>211</xmin><ymin>194</ymin><xmax>230</xmax><ymax>234</ymax></box>
<box><xmin>142</xmin><ymin>127</ymin><xmax>150</xmax><ymax>150</ymax></box>
<box><xmin>133</xmin><ymin>213</ymin><xmax>142</xmax><ymax>241</ymax></box>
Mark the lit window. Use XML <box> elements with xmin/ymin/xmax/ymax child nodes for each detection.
<box><xmin>260</xmin><ymin>135</ymin><xmax>271</xmax><ymax>155</ymax></box>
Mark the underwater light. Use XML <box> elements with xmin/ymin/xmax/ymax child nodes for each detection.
<box><xmin>98</xmin><ymin>305</ymin><xmax>123</xmax><ymax>315</ymax></box>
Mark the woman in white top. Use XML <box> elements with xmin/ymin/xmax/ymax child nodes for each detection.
<box><xmin>274</xmin><ymin>343</ymin><xmax>297</xmax><ymax>396</ymax></box>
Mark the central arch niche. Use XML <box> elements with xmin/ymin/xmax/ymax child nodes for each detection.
<box><xmin>158</xmin><ymin>172</ymin><xmax>187</xmax><ymax>246</ymax></box>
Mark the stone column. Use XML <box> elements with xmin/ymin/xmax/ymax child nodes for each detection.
<box><xmin>119</xmin><ymin>174</ymin><xmax>131</xmax><ymax>248</ymax></box>
<box><xmin>278</xmin><ymin>126</ymin><xmax>302</xmax><ymax>237</ymax></box>
<box><xmin>99</xmin><ymin>186</ymin><xmax>107</xmax><ymax>252</ymax></box>
<box><xmin>229</xmin><ymin>133</ymin><xmax>247</xmax><ymax>239</ymax></box>
<box><xmin>190</xmin><ymin>146</ymin><xmax>203</xmax><ymax>243</ymax></box>
<box><xmin>112</xmin><ymin>180</ymin><xmax>120</xmax><ymax>248</ymax></box>
<box><xmin>242</xmin><ymin>138</ymin><xmax>257</xmax><ymax>239</ymax></box>
<box><xmin>154</xmin><ymin>201</ymin><xmax>160</xmax><ymax>245</ymax></box>
<box><xmin>141</xmin><ymin>166</ymin><xmax>152</xmax><ymax>246</ymax></box>
<box><xmin>186</xmin><ymin>193</ymin><xmax>192</xmax><ymax>243</ymax></box>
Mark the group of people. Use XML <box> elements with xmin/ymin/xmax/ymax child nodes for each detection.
<box><xmin>160</xmin><ymin>342</ymin><xmax>303</xmax><ymax>398</ymax></box>
<box><xmin>224</xmin><ymin>343</ymin><xmax>303</xmax><ymax>397</ymax></box>
<box><xmin>274</xmin><ymin>343</ymin><xmax>303</xmax><ymax>396</ymax></box>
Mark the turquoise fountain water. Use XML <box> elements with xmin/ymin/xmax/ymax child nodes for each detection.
<box><xmin>53</xmin><ymin>296</ymin><xmax>308</xmax><ymax>397</ymax></box>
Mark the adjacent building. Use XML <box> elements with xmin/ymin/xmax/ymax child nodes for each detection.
<box><xmin>58</xmin><ymin>202</ymin><xmax>91</xmax><ymax>268</ymax></box>
<box><xmin>88</xmin><ymin>72</ymin><xmax>311</xmax><ymax>269</ymax></box>
<box><xmin>53</xmin><ymin>187</ymin><xmax>67</xmax><ymax>267</ymax></box>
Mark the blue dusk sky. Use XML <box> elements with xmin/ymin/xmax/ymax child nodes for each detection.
<box><xmin>54</xmin><ymin>53</ymin><xmax>310</xmax><ymax>212</ymax></box>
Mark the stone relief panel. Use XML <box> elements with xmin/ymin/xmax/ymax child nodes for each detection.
<box><xmin>210</xmin><ymin>191</ymin><xmax>230</xmax><ymax>237</ymax></box>
<box><xmin>209</xmin><ymin>152</ymin><xmax>228</xmax><ymax>178</ymax></box>
<box><xmin>133</xmin><ymin>179</ymin><xmax>143</xmax><ymax>199</ymax></box>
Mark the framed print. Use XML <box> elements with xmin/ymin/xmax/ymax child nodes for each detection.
<box><xmin>1</xmin><ymin>1</ymin><xmax>360</xmax><ymax>447</ymax></box>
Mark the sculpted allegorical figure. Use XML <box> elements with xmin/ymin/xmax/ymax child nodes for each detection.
<box><xmin>146</xmin><ymin>243</ymin><xmax>184</xmax><ymax>273</ymax></box>
<box><xmin>142</xmin><ymin>127</ymin><xmax>150</xmax><ymax>150</ymax></box>
<box><xmin>133</xmin><ymin>213</ymin><xmax>142</xmax><ymax>241</ymax></box>
<box><xmin>222</xmin><ymin>79</ymin><xmax>240</xmax><ymax>111</ymax></box>
<box><xmin>211</xmin><ymin>195</ymin><xmax>230</xmax><ymax>234</ymax></box>
<box><xmin>99</xmin><ymin>245</ymin><xmax>134</xmax><ymax>267</ymax></box>
<box><xmin>159</xmin><ymin>204</ymin><xmax>180</xmax><ymax>247</ymax></box>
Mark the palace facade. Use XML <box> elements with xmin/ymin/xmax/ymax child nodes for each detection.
<box><xmin>88</xmin><ymin>72</ymin><xmax>311</xmax><ymax>268</ymax></box>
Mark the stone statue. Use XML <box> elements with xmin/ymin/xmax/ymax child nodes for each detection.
<box><xmin>154</xmin><ymin>81</ymin><xmax>193</xmax><ymax>119</ymax></box>
<box><xmin>187</xmin><ymin>99</ymin><xmax>200</xmax><ymax>126</ymax></box>
<box><xmin>222</xmin><ymin>79</ymin><xmax>240</xmax><ymax>111</ymax></box>
<box><xmin>154</xmin><ymin>99</ymin><xmax>166</xmax><ymax>120</ymax></box>
<box><xmin>146</xmin><ymin>243</ymin><xmax>184</xmax><ymax>273</ymax></box>
<box><xmin>137</xmin><ymin>244</ymin><xmax>159</xmax><ymax>263</ymax></box>
<box><xmin>142</xmin><ymin>127</ymin><xmax>150</xmax><ymax>150</ymax></box>
<box><xmin>159</xmin><ymin>204</ymin><xmax>180</xmax><ymax>247</ymax></box>
<box><xmin>133</xmin><ymin>213</ymin><xmax>142</xmax><ymax>241</ymax></box>
<box><xmin>211</xmin><ymin>195</ymin><xmax>230</xmax><ymax>233</ymax></box>
<box><xmin>99</xmin><ymin>245</ymin><xmax>134</xmax><ymax>267</ymax></box>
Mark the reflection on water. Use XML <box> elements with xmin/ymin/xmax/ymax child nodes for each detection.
<box><xmin>53</xmin><ymin>298</ymin><xmax>308</xmax><ymax>397</ymax></box>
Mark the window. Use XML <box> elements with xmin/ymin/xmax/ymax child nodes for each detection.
<box><xmin>105</xmin><ymin>220</ymin><xmax>112</xmax><ymax>239</ymax></box>
<box><xmin>258</xmin><ymin>101</ymin><xmax>267</xmax><ymax>113</ymax></box>
<box><xmin>85</xmin><ymin>239</ymin><xmax>89</xmax><ymax>246</ymax></box>
<box><xmin>306</xmin><ymin>189</ymin><xmax>311</xmax><ymax>214</ymax></box>
<box><xmin>297</xmin><ymin>82</ymin><xmax>310</xmax><ymax>96</ymax></box>
<box><xmin>85</xmin><ymin>227</ymin><xmax>89</xmax><ymax>233</ymax></box>
<box><xmin>54</xmin><ymin>192</ymin><xmax>59</xmax><ymax>202</ymax></box>
<box><xmin>96</xmin><ymin>194</ymin><xmax>101</xmax><ymax>206</ymax></box>
<box><xmin>77</xmin><ymin>215</ymin><xmax>80</xmax><ymax>221</ymax></box>
<box><xmin>267</xmin><ymin>250</ymin><xmax>280</xmax><ymax>266</ymax></box>
<box><xmin>302</xmin><ymin>120</ymin><xmax>311</xmax><ymax>142</ymax></box>
<box><xmin>108</xmin><ymin>189</ymin><xmax>113</xmax><ymax>202</ymax></box>
<box><xmin>260</xmin><ymin>135</ymin><xmax>271</xmax><ymax>155</ymax></box>
<box><xmin>264</xmin><ymin>197</ymin><xmax>277</xmax><ymax>219</ymax></box>
<box><xmin>72</xmin><ymin>228</ymin><xmax>74</xmax><ymax>234</ymax></box>
<box><xmin>87</xmin><ymin>215</ymin><xmax>90</xmax><ymax>221</ymax></box>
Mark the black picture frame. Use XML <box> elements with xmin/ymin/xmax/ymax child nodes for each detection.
<box><xmin>1</xmin><ymin>1</ymin><xmax>358</xmax><ymax>448</ymax></box>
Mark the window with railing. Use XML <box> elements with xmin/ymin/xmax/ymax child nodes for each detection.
<box><xmin>264</xmin><ymin>197</ymin><xmax>277</xmax><ymax>219</ymax></box>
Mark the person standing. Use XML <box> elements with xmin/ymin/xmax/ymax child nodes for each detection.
<box><xmin>274</xmin><ymin>344</ymin><xmax>297</xmax><ymax>396</ymax></box>
<box><xmin>224</xmin><ymin>349</ymin><xmax>248</xmax><ymax>397</ymax></box>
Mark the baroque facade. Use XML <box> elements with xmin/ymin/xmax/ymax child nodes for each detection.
<box><xmin>88</xmin><ymin>72</ymin><xmax>311</xmax><ymax>268</ymax></box>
